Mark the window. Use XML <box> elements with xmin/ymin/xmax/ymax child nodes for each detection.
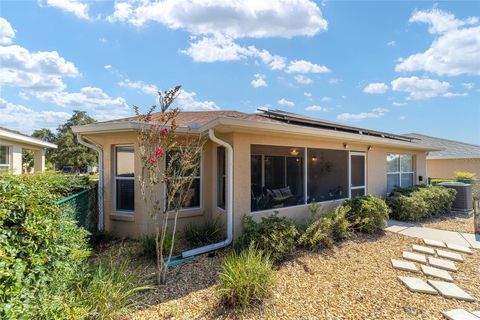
<box><xmin>115</xmin><ymin>145</ymin><xmax>135</xmax><ymax>212</ymax></box>
<box><xmin>166</xmin><ymin>149</ymin><xmax>201</xmax><ymax>210</ymax></box>
<box><xmin>307</xmin><ymin>148</ymin><xmax>349</xmax><ymax>203</ymax></box>
<box><xmin>217</xmin><ymin>147</ymin><xmax>226</xmax><ymax>209</ymax></box>
<box><xmin>251</xmin><ymin>145</ymin><xmax>304</xmax><ymax>212</ymax></box>
<box><xmin>387</xmin><ymin>154</ymin><xmax>414</xmax><ymax>193</ymax></box>
<box><xmin>0</xmin><ymin>146</ymin><xmax>10</xmax><ymax>170</ymax></box>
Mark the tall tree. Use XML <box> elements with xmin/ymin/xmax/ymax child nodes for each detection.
<box><xmin>32</xmin><ymin>128</ymin><xmax>56</xmax><ymax>165</ymax></box>
<box><xmin>53</xmin><ymin>111</ymin><xmax>97</xmax><ymax>171</ymax></box>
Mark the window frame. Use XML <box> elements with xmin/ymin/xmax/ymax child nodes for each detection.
<box><xmin>113</xmin><ymin>144</ymin><xmax>135</xmax><ymax>213</ymax></box>
<box><xmin>163</xmin><ymin>148</ymin><xmax>203</xmax><ymax>212</ymax></box>
<box><xmin>386</xmin><ymin>153</ymin><xmax>415</xmax><ymax>193</ymax></box>
<box><xmin>0</xmin><ymin>145</ymin><xmax>11</xmax><ymax>169</ymax></box>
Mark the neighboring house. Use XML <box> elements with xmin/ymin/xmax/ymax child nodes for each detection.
<box><xmin>0</xmin><ymin>127</ymin><xmax>57</xmax><ymax>174</ymax></box>
<box><xmin>404</xmin><ymin>133</ymin><xmax>480</xmax><ymax>180</ymax></box>
<box><xmin>72</xmin><ymin>109</ymin><xmax>435</xmax><ymax>242</ymax></box>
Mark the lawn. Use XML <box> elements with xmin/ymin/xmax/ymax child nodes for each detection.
<box><xmin>103</xmin><ymin>232</ymin><xmax>479</xmax><ymax>319</ymax></box>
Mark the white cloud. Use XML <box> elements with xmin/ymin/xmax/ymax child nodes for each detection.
<box><xmin>294</xmin><ymin>75</ymin><xmax>312</xmax><ymax>84</ymax></box>
<box><xmin>443</xmin><ymin>92</ymin><xmax>468</xmax><ymax>97</ymax></box>
<box><xmin>40</xmin><ymin>0</ymin><xmax>90</xmax><ymax>20</ymax></box>
<box><xmin>104</xmin><ymin>64</ymin><xmax>112</xmax><ymax>69</ymax></box>
<box><xmin>391</xmin><ymin>76</ymin><xmax>450</xmax><ymax>100</ymax></box>
<box><xmin>304</xmin><ymin>92</ymin><xmax>312</xmax><ymax>97</ymax></box>
<box><xmin>305</xmin><ymin>105</ymin><xmax>328</xmax><ymax>111</ymax></box>
<box><xmin>30</xmin><ymin>86</ymin><xmax>131</xmax><ymax>120</ymax></box>
<box><xmin>175</xmin><ymin>90</ymin><xmax>220</xmax><ymax>111</ymax></box>
<box><xmin>277</xmin><ymin>98</ymin><xmax>294</xmax><ymax>107</ymax></box>
<box><xmin>286</xmin><ymin>59</ymin><xmax>330</xmax><ymax>74</ymax></box>
<box><xmin>251</xmin><ymin>74</ymin><xmax>267</xmax><ymax>88</ymax></box>
<box><xmin>396</xmin><ymin>9</ymin><xmax>480</xmax><ymax>76</ymax></box>
<box><xmin>393</xmin><ymin>102</ymin><xmax>408</xmax><ymax>107</ymax></box>
<box><xmin>118</xmin><ymin>79</ymin><xmax>158</xmax><ymax>95</ymax></box>
<box><xmin>328</xmin><ymin>78</ymin><xmax>340</xmax><ymax>85</ymax></box>
<box><xmin>0</xmin><ymin>45</ymin><xmax>78</xmax><ymax>92</ymax></box>
<box><xmin>409</xmin><ymin>8</ymin><xmax>476</xmax><ymax>35</ymax></box>
<box><xmin>363</xmin><ymin>82</ymin><xmax>389</xmax><ymax>94</ymax></box>
<box><xmin>321</xmin><ymin>96</ymin><xmax>331</xmax><ymax>102</ymax></box>
<box><xmin>107</xmin><ymin>0</ymin><xmax>328</xmax><ymax>38</ymax></box>
<box><xmin>337</xmin><ymin>108</ymin><xmax>389</xmax><ymax>121</ymax></box>
<box><xmin>0</xmin><ymin>17</ymin><xmax>15</xmax><ymax>44</ymax></box>
<box><xmin>387</xmin><ymin>40</ymin><xmax>396</xmax><ymax>46</ymax></box>
<box><xmin>462</xmin><ymin>82</ymin><xmax>474</xmax><ymax>90</ymax></box>
<box><xmin>0</xmin><ymin>98</ymin><xmax>70</xmax><ymax>133</ymax></box>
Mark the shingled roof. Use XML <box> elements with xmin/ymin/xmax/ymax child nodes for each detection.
<box><xmin>403</xmin><ymin>133</ymin><xmax>480</xmax><ymax>159</ymax></box>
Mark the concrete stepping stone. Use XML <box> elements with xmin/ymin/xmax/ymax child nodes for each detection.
<box><xmin>428</xmin><ymin>257</ymin><xmax>458</xmax><ymax>272</ymax></box>
<box><xmin>437</xmin><ymin>249</ymin><xmax>464</xmax><ymax>262</ymax></box>
<box><xmin>424</xmin><ymin>238</ymin><xmax>446</xmax><ymax>248</ymax></box>
<box><xmin>446</xmin><ymin>243</ymin><xmax>473</xmax><ymax>254</ymax></box>
<box><xmin>398</xmin><ymin>276</ymin><xmax>438</xmax><ymax>295</ymax></box>
<box><xmin>443</xmin><ymin>309</ymin><xmax>480</xmax><ymax>320</ymax></box>
<box><xmin>413</xmin><ymin>244</ymin><xmax>436</xmax><ymax>255</ymax></box>
<box><xmin>421</xmin><ymin>264</ymin><xmax>454</xmax><ymax>282</ymax></box>
<box><xmin>391</xmin><ymin>259</ymin><xmax>419</xmax><ymax>273</ymax></box>
<box><xmin>428</xmin><ymin>280</ymin><xmax>476</xmax><ymax>302</ymax></box>
<box><xmin>403</xmin><ymin>251</ymin><xmax>427</xmax><ymax>264</ymax></box>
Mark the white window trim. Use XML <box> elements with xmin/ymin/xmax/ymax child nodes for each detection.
<box><xmin>0</xmin><ymin>145</ymin><xmax>11</xmax><ymax>169</ymax></box>
<box><xmin>164</xmin><ymin>149</ymin><xmax>203</xmax><ymax>212</ymax></box>
<box><xmin>114</xmin><ymin>145</ymin><xmax>135</xmax><ymax>213</ymax></box>
<box><xmin>387</xmin><ymin>153</ymin><xmax>415</xmax><ymax>192</ymax></box>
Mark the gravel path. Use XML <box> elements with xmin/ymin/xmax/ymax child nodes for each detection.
<box><xmin>420</xmin><ymin>212</ymin><xmax>475</xmax><ymax>234</ymax></box>
<box><xmin>115</xmin><ymin>232</ymin><xmax>480</xmax><ymax>320</ymax></box>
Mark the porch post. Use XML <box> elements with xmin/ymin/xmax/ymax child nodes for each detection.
<box><xmin>33</xmin><ymin>149</ymin><xmax>46</xmax><ymax>172</ymax></box>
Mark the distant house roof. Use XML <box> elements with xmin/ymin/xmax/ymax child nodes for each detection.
<box><xmin>73</xmin><ymin>109</ymin><xmax>436</xmax><ymax>151</ymax></box>
<box><xmin>403</xmin><ymin>133</ymin><xmax>480</xmax><ymax>160</ymax></box>
<box><xmin>0</xmin><ymin>127</ymin><xmax>57</xmax><ymax>149</ymax></box>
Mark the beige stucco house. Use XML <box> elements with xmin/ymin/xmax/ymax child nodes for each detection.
<box><xmin>0</xmin><ymin>127</ymin><xmax>57</xmax><ymax>174</ymax></box>
<box><xmin>404</xmin><ymin>133</ymin><xmax>480</xmax><ymax>180</ymax></box>
<box><xmin>73</xmin><ymin>109</ymin><xmax>435</xmax><ymax>256</ymax></box>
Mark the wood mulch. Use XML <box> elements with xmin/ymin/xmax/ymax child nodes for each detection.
<box><xmin>106</xmin><ymin>232</ymin><xmax>480</xmax><ymax>320</ymax></box>
<box><xmin>420</xmin><ymin>212</ymin><xmax>475</xmax><ymax>234</ymax></box>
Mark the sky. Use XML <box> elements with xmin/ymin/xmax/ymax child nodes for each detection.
<box><xmin>0</xmin><ymin>0</ymin><xmax>479</xmax><ymax>144</ymax></box>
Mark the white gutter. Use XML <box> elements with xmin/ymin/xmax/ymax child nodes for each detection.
<box><xmin>76</xmin><ymin>134</ymin><xmax>104</xmax><ymax>232</ymax></box>
<box><xmin>182</xmin><ymin>128</ymin><xmax>233</xmax><ymax>258</ymax></box>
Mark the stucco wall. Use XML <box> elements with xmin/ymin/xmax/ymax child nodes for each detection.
<box><xmin>85</xmin><ymin>130</ymin><xmax>427</xmax><ymax>239</ymax></box>
<box><xmin>0</xmin><ymin>138</ymin><xmax>47</xmax><ymax>174</ymax></box>
<box><xmin>426</xmin><ymin>158</ymin><xmax>480</xmax><ymax>179</ymax></box>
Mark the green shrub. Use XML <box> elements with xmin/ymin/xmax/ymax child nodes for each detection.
<box><xmin>298</xmin><ymin>205</ymin><xmax>351</xmax><ymax>249</ymax></box>
<box><xmin>238</xmin><ymin>213</ymin><xmax>299</xmax><ymax>262</ymax></box>
<box><xmin>184</xmin><ymin>218</ymin><xmax>223</xmax><ymax>247</ymax></box>
<box><xmin>0</xmin><ymin>174</ymin><xmax>91</xmax><ymax>319</ymax></box>
<box><xmin>140</xmin><ymin>233</ymin><xmax>179</xmax><ymax>259</ymax></box>
<box><xmin>430</xmin><ymin>178</ymin><xmax>456</xmax><ymax>185</ymax></box>
<box><xmin>455</xmin><ymin>171</ymin><xmax>476</xmax><ymax>183</ymax></box>
<box><xmin>11</xmin><ymin>171</ymin><xmax>89</xmax><ymax>198</ymax></box>
<box><xmin>76</xmin><ymin>258</ymin><xmax>152</xmax><ymax>319</ymax></box>
<box><xmin>342</xmin><ymin>195</ymin><xmax>390</xmax><ymax>234</ymax></box>
<box><xmin>387</xmin><ymin>185</ymin><xmax>456</xmax><ymax>221</ymax></box>
<box><xmin>219</xmin><ymin>243</ymin><xmax>274</xmax><ymax>308</ymax></box>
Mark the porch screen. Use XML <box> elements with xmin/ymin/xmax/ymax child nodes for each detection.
<box><xmin>307</xmin><ymin>148</ymin><xmax>349</xmax><ymax>203</ymax></box>
<box><xmin>0</xmin><ymin>145</ymin><xmax>10</xmax><ymax>169</ymax></box>
<box><xmin>251</xmin><ymin>145</ymin><xmax>304</xmax><ymax>212</ymax></box>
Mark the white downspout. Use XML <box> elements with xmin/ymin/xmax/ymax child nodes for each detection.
<box><xmin>182</xmin><ymin>128</ymin><xmax>233</xmax><ymax>258</ymax></box>
<box><xmin>76</xmin><ymin>134</ymin><xmax>104</xmax><ymax>232</ymax></box>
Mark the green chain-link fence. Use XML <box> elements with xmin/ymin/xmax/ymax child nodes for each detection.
<box><xmin>56</xmin><ymin>186</ymin><xmax>98</xmax><ymax>233</ymax></box>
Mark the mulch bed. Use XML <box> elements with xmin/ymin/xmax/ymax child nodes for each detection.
<box><xmin>420</xmin><ymin>212</ymin><xmax>475</xmax><ymax>234</ymax></box>
<box><xmin>108</xmin><ymin>232</ymin><xmax>480</xmax><ymax>319</ymax></box>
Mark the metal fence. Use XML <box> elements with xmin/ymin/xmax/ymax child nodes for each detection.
<box><xmin>56</xmin><ymin>186</ymin><xmax>98</xmax><ymax>233</ymax></box>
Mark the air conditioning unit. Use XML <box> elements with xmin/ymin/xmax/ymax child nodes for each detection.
<box><xmin>438</xmin><ymin>182</ymin><xmax>473</xmax><ymax>213</ymax></box>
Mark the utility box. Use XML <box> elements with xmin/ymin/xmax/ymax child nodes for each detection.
<box><xmin>438</xmin><ymin>182</ymin><xmax>473</xmax><ymax>213</ymax></box>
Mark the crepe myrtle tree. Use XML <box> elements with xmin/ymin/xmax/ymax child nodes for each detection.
<box><xmin>136</xmin><ymin>85</ymin><xmax>206</xmax><ymax>284</ymax></box>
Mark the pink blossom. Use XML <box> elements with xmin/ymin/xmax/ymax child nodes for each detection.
<box><xmin>149</xmin><ymin>156</ymin><xmax>157</xmax><ymax>163</ymax></box>
<box><xmin>160</xmin><ymin>128</ymin><xmax>168</xmax><ymax>136</ymax></box>
<box><xmin>155</xmin><ymin>147</ymin><xmax>165</xmax><ymax>156</ymax></box>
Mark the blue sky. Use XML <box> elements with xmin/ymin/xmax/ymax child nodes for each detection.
<box><xmin>1</xmin><ymin>0</ymin><xmax>479</xmax><ymax>144</ymax></box>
